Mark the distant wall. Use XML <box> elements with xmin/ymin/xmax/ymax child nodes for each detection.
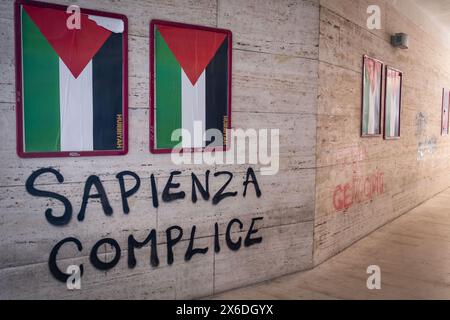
<box><xmin>314</xmin><ymin>0</ymin><xmax>450</xmax><ymax>264</ymax></box>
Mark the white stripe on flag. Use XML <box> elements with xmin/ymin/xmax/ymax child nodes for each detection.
<box><xmin>181</xmin><ymin>69</ymin><xmax>206</xmax><ymax>148</ymax></box>
<box><xmin>59</xmin><ymin>59</ymin><xmax>94</xmax><ymax>151</ymax></box>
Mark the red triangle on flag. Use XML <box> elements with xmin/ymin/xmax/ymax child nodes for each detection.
<box><xmin>157</xmin><ymin>24</ymin><xmax>227</xmax><ymax>85</ymax></box>
<box><xmin>23</xmin><ymin>5</ymin><xmax>112</xmax><ymax>79</ymax></box>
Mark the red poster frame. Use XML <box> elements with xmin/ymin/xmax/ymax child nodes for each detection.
<box><xmin>383</xmin><ymin>66</ymin><xmax>403</xmax><ymax>140</ymax></box>
<box><xmin>360</xmin><ymin>55</ymin><xmax>383</xmax><ymax>138</ymax></box>
<box><xmin>149</xmin><ymin>19</ymin><xmax>232</xmax><ymax>154</ymax></box>
<box><xmin>14</xmin><ymin>0</ymin><xmax>129</xmax><ymax>158</ymax></box>
<box><xmin>441</xmin><ymin>88</ymin><xmax>450</xmax><ymax>136</ymax></box>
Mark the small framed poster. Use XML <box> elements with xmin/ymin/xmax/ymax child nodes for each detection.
<box><xmin>384</xmin><ymin>66</ymin><xmax>402</xmax><ymax>140</ymax></box>
<box><xmin>441</xmin><ymin>88</ymin><xmax>450</xmax><ymax>136</ymax></box>
<box><xmin>361</xmin><ymin>55</ymin><xmax>383</xmax><ymax>137</ymax></box>
<box><xmin>15</xmin><ymin>0</ymin><xmax>128</xmax><ymax>158</ymax></box>
<box><xmin>150</xmin><ymin>20</ymin><xmax>232</xmax><ymax>154</ymax></box>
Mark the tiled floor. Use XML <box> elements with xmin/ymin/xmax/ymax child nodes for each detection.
<box><xmin>210</xmin><ymin>188</ymin><xmax>450</xmax><ymax>299</ymax></box>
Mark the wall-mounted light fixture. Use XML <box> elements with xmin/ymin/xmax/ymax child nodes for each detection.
<box><xmin>391</xmin><ymin>33</ymin><xmax>409</xmax><ymax>49</ymax></box>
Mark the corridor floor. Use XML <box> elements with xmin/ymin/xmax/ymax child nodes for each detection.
<box><xmin>210</xmin><ymin>188</ymin><xmax>450</xmax><ymax>299</ymax></box>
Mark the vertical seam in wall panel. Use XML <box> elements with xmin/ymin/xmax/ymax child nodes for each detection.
<box><xmin>216</xmin><ymin>0</ymin><xmax>219</xmax><ymax>27</ymax></box>
<box><xmin>311</xmin><ymin>3</ymin><xmax>322</xmax><ymax>268</ymax></box>
<box><xmin>212</xmin><ymin>161</ymin><xmax>217</xmax><ymax>294</ymax></box>
<box><xmin>156</xmin><ymin>176</ymin><xmax>159</xmax><ymax>230</ymax></box>
<box><xmin>212</xmin><ymin>250</ymin><xmax>216</xmax><ymax>294</ymax></box>
<box><xmin>212</xmin><ymin>0</ymin><xmax>218</xmax><ymax>294</ymax></box>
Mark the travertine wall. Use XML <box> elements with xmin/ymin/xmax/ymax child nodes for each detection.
<box><xmin>2</xmin><ymin>0</ymin><xmax>449</xmax><ymax>300</ymax></box>
<box><xmin>314</xmin><ymin>0</ymin><xmax>450</xmax><ymax>264</ymax></box>
<box><xmin>0</xmin><ymin>0</ymin><xmax>319</xmax><ymax>299</ymax></box>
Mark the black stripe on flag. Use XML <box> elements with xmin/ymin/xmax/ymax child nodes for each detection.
<box><xmin>205</xmin><ymin>37</ymin><xmax>228</xmax><ymax>147</ymax></box>
<box><xmin>92</xmin><ymin>32</ymin><xmax>123</xmax><ymax>150</ymax></box>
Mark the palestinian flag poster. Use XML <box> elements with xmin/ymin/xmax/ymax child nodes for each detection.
<box><xmin>150</xmin><ymin>20</ymin><xmax>232</xmax><ymax>153</ymax></box>
<box><xmin>15</xmin><ymin>0</ymin><xmax>128</xmax><ymax>158</ymax></box>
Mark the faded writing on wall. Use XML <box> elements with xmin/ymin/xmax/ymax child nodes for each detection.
<box><xmin>415</xmin><ymin>112</ymin><xmax>437</xmax><ymax>161</ymax></box>
<box><xmin>334</xmin><ymin>144</ymin><xmax>368</xmax><ymax>174</ymax></box>
<box><xmin>417</xmin><ymin>136</ymin><xmax>437</xmax><ymax>161</ymax></box>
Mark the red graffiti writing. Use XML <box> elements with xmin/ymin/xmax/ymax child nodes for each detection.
<box><xmin>333</xmin><ymin>170</ymin><xmax>384</xmax><ymax>211</ymax></box>
<box><xmin>334</xmin><ymin>144</ymin><xmax>367</xmax><ymax>174</ymax></box>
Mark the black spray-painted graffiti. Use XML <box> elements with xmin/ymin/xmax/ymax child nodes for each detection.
<box><xmin>25</xmin><ymin>167</ymin><xmax>263</xmax><ymax>283</ymax></box>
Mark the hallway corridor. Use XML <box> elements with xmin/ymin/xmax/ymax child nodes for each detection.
<box><xmin>211</xmin><ymin>188</ymin><xmax>450</xmax><ymax>299</ymax></box>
